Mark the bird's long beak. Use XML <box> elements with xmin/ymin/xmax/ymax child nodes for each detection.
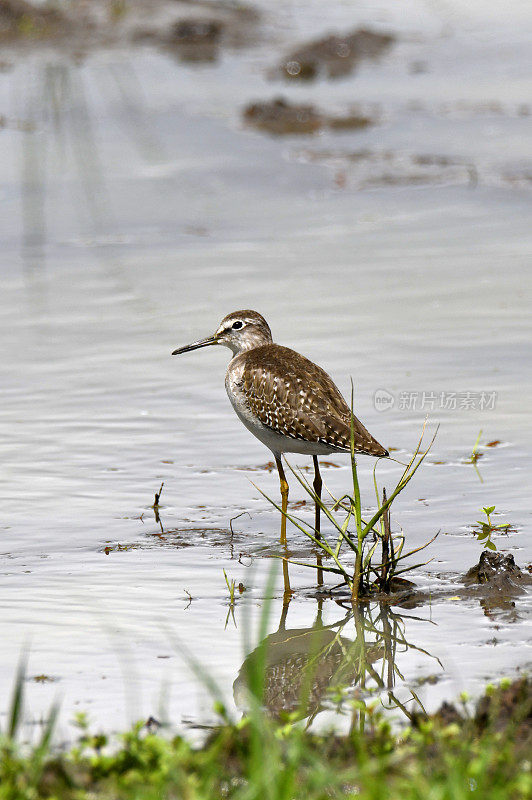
<box><xmin>172</xmin><ymin>335</ymin><xmax>218</xmax><ymax>355</ymax></box>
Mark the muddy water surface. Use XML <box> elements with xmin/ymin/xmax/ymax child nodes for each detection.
<box><xmin>0</xmin><ymin>0</ymin><xmax>531</xmax><ymax>739</ymax></box>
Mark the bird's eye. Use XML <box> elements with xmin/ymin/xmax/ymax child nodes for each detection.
<box><xmin>232</xmin><ymin>321</ymin><xmax>243</xmax><ymax>330</ymax></box>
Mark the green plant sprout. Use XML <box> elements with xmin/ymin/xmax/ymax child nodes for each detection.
<box><xmin>468</xmin><ymin>429</ymin><xmax>484</xmax><ymax>483</ymax></box>
<box><xmin>258</xmin><ymin>398</ymin><xmax>438</xmax><ymax>601</ymax></box>
<box><xmin>469</xmin><ymin>430</ymin><xmax>483</xmax><ymax>464</ymax></box>
<box><xmin>474</xmin><ymin>506</ymin><xmax>512</xmax><ymax>551</ymax></box>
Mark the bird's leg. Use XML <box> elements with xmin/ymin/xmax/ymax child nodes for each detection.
<box><xmin>312</xmin><ymin>456</ymin><xmax>322</xmax><ymax>535</ymax></box>
<box><xmin>275</xmin><ymin>455</ymin><xmax>289</xmax><ymax>546</ymax></box>
<box><xmin>313</xmin><ymin>455</ymin><xmax>324</xmax><ymax>586</ymax></box>
<box><xmin>275</xmin><ymin>455</ymin><xmax>292</xmax><ymax>599</ymax></box>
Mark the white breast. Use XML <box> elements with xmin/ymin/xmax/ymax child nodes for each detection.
<box><xmin>224</xmin><ymin>361</ymin><xmax>336</xmax><ymax>458</ymax></box>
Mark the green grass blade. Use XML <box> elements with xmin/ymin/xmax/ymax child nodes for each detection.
<box><xmin>7</xmin><ymin>650</ymin><xmax>27</xmax><ymax>740</ymax></box>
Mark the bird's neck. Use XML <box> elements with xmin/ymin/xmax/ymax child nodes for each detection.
<box><xmin>227</xmin><ymin>332</ymin><xmax>272</xmax><ymax>356</ymax></box>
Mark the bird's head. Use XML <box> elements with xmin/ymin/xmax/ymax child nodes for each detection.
<box><xmin>172</xmin><ymin>310</ymin><xmax>273</xmax><ymax>357</ymax></box>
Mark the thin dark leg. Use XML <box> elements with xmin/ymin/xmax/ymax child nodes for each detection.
<box><xmin>312</xmin><ymin>456</ymin><xmax>322</xmax><ymax>536</ymax></box>
<box><xmin>313</xmin><ymin>455</ymin><xmax>324</xmax><ymax>586</ymax></box>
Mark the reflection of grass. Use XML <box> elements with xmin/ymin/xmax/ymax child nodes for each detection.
<box><xmin>223</xmin><ymin>569</ymin><xmax>236</xmax><ymax>606</ymax></box>
<box><xmin>235</xmin><ymin>594</ymin><xmax>442</xmax><ymax>726</ymax></box>
<box><xmin>223</xmin><ymin>568</ymin><xmax>237</xmax><ymax>628</ymax></box>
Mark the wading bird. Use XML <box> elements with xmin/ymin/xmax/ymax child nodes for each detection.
<box><xmin>172</xmin><ymin>310</ymin><xmax>388</xmax><ymax>549</ymax></box>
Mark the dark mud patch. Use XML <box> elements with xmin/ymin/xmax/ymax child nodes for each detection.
<box><xmin>101</xmin><ymin>526</ymin><xmax>236</xmax><ymax>554</ymax></box>
<box><xmin>462</xmin><ymin>551</ymin><xmax>530</xmax><ymax>592</ymax></box>
<box><xmin>457</xmin><ymin>552</ymin><xmax>531</xmax><ymax>621</ymax></box>
<box><xmin>0</xmin><ymin>0</ymin><xmax>261</xmax><ymax>57</ymax></box>
<box><xmin>31</xmin><ymin>673</ymin><xmax>57</xmax><ymax>683</ymax></box>
<box><xmin>314</xmin><ymin>551</ymin><xmax>531</xmax><ymax>619</ymax></box>
<box><xmin>243</xmin><ymin>97</ymin><xmax>374</xmax><ymax>136</ymax></box>
<box><xmin>243</xmin><ymin>98</ymin><xmax>323</xmax><ymax>135</ymax></box>
<box><xmin>277</xmin><ymin>27</ymin><xmax>395</xmax><ymax>81</ymax></box>
<box><xmin>165</xmin><ymin>18</ymin><xmax>223</xmax><ymax>63</ymax></box>
<box><xmin>132</xmin><ymin>0</ymin><xmax>261</xmax><ymax>62</ymax></box>
<box><xmin>0</xmin><ymin>0</ymin><xmax>85</xmax><ymax>41</ymax></box>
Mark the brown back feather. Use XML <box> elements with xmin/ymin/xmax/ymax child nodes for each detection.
<box><xmin>236</xmin><ymin>344</ymin><xmax>388</xmax><ymax>456</ymax></box>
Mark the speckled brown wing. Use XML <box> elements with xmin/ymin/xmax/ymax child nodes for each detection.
<box><xmin>238</xmin><ymin>344</ymin><xmax>388</xmax><ymax>457</ymax></box>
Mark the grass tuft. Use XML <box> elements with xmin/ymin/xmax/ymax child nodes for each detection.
<box><xmin>259</xmin><ymin>410</ymin><xmax>438</xmax><ymax>598</ymax></box>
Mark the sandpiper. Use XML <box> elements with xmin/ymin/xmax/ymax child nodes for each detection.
<box><xmin>172</xmin><ymin>310</ymin><xmax>388</xmax><ymax>545</ymax></box>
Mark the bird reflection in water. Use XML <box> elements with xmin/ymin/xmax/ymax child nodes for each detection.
<box><xmin>233</xmin><ymin>599</ymin><xmax>440</xmax><ymax>726</ymax></box>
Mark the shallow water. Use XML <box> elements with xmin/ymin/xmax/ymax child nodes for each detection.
<box><xmin>0</xmin><ymin>0</ymin><xmax>531</xmax><ymax>739</ymax></box>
